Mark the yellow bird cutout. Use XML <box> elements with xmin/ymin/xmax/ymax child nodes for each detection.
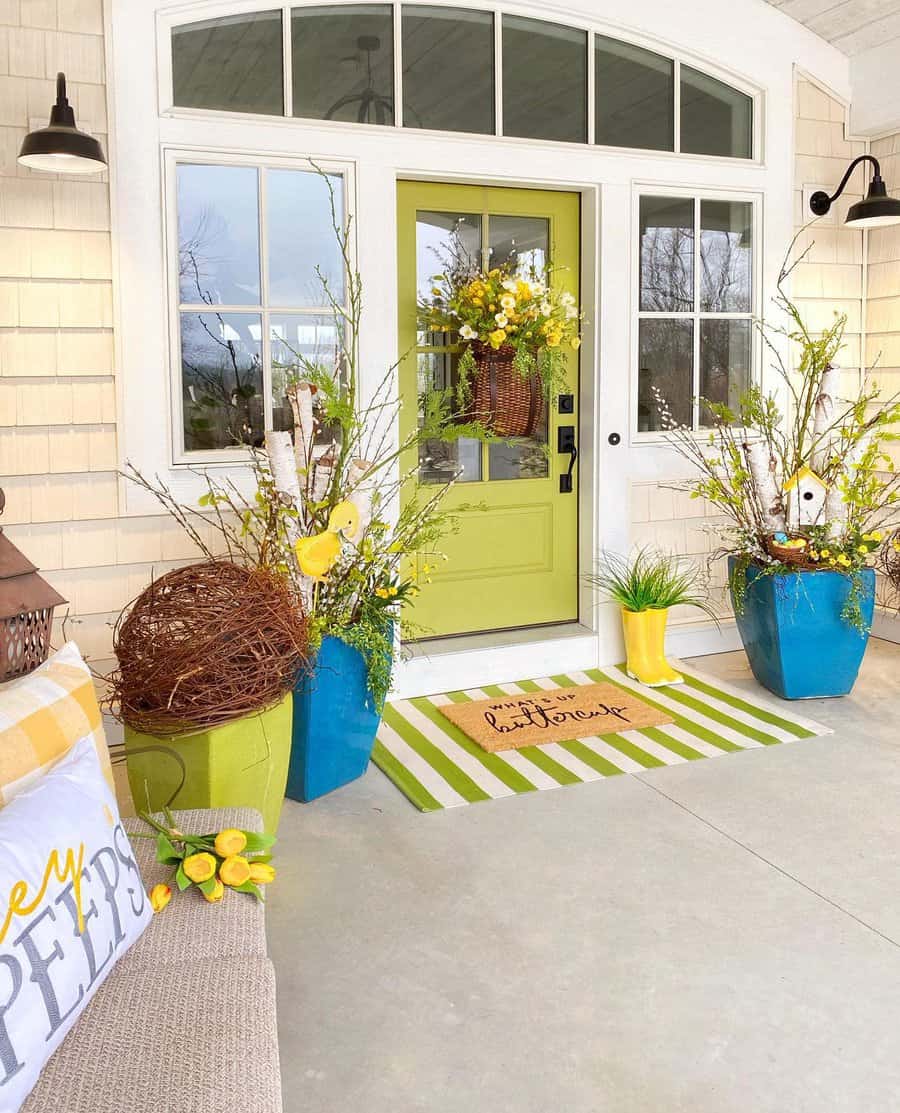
<box><xmin>295</xmin><ymin>500</ymin><xmax>361</xmax><ymax>580</ymax></box>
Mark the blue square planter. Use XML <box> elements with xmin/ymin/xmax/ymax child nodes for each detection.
<box><xmin>286</xmin><ymin>635</ymin><xmax>383</xmax><ymax>803</ymax></box>
<box><xmin>729</xmin><ymin>557</ymin><xmax>874</xmax><ymax>700</ymax></box>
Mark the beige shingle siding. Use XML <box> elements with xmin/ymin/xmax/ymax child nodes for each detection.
<box><xmin>0</xmin><ymin>0</ymin><xmax>195</xmax><ymax>661</ymax></box>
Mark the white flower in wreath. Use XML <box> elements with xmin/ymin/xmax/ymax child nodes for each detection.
<box><xmin>500</xmin><ymin>294</ymin><xmax>516</xmax><ymax>312</ymax></box>
<box><xmin>532</xmin><ymin>282</ymin><xmax>546</xmax><ymax>296</ymax></box>
<box><xmin>560</xmin><ymin>291</ymin><xmax>576</xmax><ymax>307</ymax></box>
<box><xmin>459</xmin><ymin>324</ymin><xmax>478</xmax><ymax>340</ymax></box>
<box><xmin>565</xmin><ymin>305</ymin><xmax>579</xmax><ymax>319</ymax></box>
<box><xmin>494</xmin><ymin>313</ymin><xmax>508</xmax><ymax>327</ymax></box>
<box><xmin>501</xmin><ymin>278</ymin><xmax>518</xmax><ymax>292</ymax></box>
<box><xmin>540</xmin><ymin>300</ymin><xmax>552</xmax><ymax>315</ymax></box>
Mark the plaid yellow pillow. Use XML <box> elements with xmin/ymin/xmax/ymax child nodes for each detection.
<box><xmin>0</xmin><ymin>642</ymin><xmax>114</xmax><ymax>805</ymax></box>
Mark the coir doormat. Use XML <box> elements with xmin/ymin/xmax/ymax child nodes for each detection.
<box><xmin>436</xmin><ymin>682</ymin><xmax>673</xmax><ymax>751</ymax></box>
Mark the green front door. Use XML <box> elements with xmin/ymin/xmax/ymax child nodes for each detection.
<box><xmin>398</xmin><ymin>181</ymin><xmax>581</xmax><ymax>638</ymax></box>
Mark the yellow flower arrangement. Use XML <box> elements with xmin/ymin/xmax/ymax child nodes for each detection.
<box><xmin>418</xmin><ymin>259</ymin><xmax>583</xmax><ymax>405</ymax></box>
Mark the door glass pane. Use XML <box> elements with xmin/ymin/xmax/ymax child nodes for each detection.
<box><xmin>292</xmin><ymin>6</ymin><xmax>394</xmax><ymax>125</ymax></box>
<box><xmin>638</xmin><ymin>319</ymin><xmax>693</xmax><ymax>432</ymax></box>
<box><xmin>403</xmin><ymin>7</ymin><xmax>494</xmax><ymax>134</ymax></box>
<box><xmin>488</xmin><ymin>430</ymin><xmax>549</xmax><ymax>480</ymax></box>
<box><xmin>680</xmin><ymin>66</ymin><xmax>752</xmax><ymax>159</ymax></box>
<box><xmin>180</xmin><ymin>311</ymin><xmax>263</xmax><ymax>450</ymax></box>
<box><xmin>700</xmin><ymin>200</ymin><xmax>752</xmax><ymax>312</ymax></box>
<box><xmin>269</xmin><ymin>314</ymin><xmax>341</xmax><ymax>433</ymax></box>
<box><xmin>700</xmin><ymin>319</ymin><xmax>750</xmax><ymax>422</ymax></box>
<box><xmin>595</xmin><ymin>36</ymin><xmax>673</xmax><ymax>151</ymax></box>
<box><xmin>502</xmin><ymin>16</ymin><xmax>587</xmax><ymax>143</ymax></box>
<box><xmin>486</xmin><ymin>214</ymin><xmax>552</xmax><ymax>480</ymax></box>
<box><xmin>172</xmin><ymin>12</ymin><xmax>283</xmax><ymax>115</ymax></box>
<box><xmin>418</xmin><ymin>352</ymin><xmax>482</xmax><ymax>483</ymax></box>
<box><xmin>177</xmin><ymin>164</ymin><xmax>260</xmax><ymax>306</ymax></box>
<box><xmin>267</xmin><ymin>169</ymin><xmax>345</xmax><ymax>306</ymax></box>
<box><xmin>488</xmin><ymin>214</ymin><xmax>549</xmax><ymax>274</ymax></box>
<box><xmin>416</xmin><ymin>211</ymin><xmax>483</xmax><ymax>484</ymax></box>
<box><xmin>639</xmin><ymin>196</ymin><xmax>694</xmax><ymax>312</ymax></box>
<box><xmin>416</xmin><ymin>210</ymin><xmax>482</xmax><ymax>302</ymax></box>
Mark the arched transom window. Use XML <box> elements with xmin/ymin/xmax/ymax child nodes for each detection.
<box><xmin>169</xmin><ymin>5</ymin><xmax>755</xmax><ymax>159</ymax></box>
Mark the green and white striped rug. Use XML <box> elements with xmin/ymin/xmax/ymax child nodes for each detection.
<box><xmin>371</xmin><ymin>662</ymin><xmax>831</xmax><ymax>811</ymax></box>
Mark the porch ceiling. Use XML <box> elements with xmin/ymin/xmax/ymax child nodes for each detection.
<box><xmin>763</xmin><ymin>0</ymin><xmax>900</xmax><ymax>56</ymax></box>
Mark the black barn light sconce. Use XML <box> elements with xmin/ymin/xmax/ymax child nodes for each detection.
<box><xmin>18</xmin><ymin>72</ymin><xmax>107</xmax><ymax>175</ymax></box>
<box><xmin>809</xmin><ymin>155</ymin><xmax>900</xmax><ymax>230</ymax></box>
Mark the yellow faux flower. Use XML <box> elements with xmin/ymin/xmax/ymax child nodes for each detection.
<box><xmin>214</xmin><ymin>829</ymin><xmax>247</xmax><ymax>858</ymax></box>
<box><xmin>183</xmin><ymin>853</ymin><xmax>217</xmax><ymax>884</ymax></box>
<box><xmin>248</xmin><ymin>862</ymin><xmax>276</xmax><ymax>885</ymax></box>
<box><xmin>219</xmin><ymin>855</ymin><xmax>251</xmax><ymax>887</ymax></box>
<box><xmin>837</xmin><ymin>554</ymin><xmax>852</xmax><ymax>567</ymax></box>
<box><xmin>488</xmin><ymin>328</ymin><xmax>507</xmax><ymax>348</ymax></box>
<box><xmin>149</xmin><ymin>884</ymin><xmax>171</xmax><ymax>913</ymax></box>
<box><xmin>203</xmin><ymin>878</ymin><xmax>225</xmax><ymax>904</ymax></box>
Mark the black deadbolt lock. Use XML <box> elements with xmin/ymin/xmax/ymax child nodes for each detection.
<box><xmin>608</xmin><ymin>432</ymin><xmax>621</xmax><ymax>446</ymax></box>
<box><xmin>558</xmin><ymin>393</ymin><xmax>575</xmax><ymax>414</ymax></box>
<box><xmin>558</xmin><ymin>426</ymin><xmax>576</xmax><ymax>454</ymax></box>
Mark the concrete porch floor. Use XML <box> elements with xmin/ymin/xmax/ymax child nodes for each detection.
<box><xmin>268</xmin><ymin>638</ymin><xmax>900</xmax><ymax>1113</ymax></box>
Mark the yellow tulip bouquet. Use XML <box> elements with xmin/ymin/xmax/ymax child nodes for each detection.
<box><xmin>137</xmin><ymin>808</ymin><xmax>276</xmax><ymax>909</ymax></box>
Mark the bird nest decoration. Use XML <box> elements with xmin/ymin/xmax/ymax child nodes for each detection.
<box><xmin>110</xmin><ymin>561</ymin><xmax>308</xmax><ymax>737</ymax></box>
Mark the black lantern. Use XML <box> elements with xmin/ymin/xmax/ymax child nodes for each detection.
<box><xmin>809</xmin><ymin>155</ymin><xmax>900</xmax><ymax>230</ymax></box>
<box><xmin>18</xmin><ymin>72</ymin><xmax>107</xmax><ymax>175</ymax></box>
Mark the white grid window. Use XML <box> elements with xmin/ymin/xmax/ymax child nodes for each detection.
<box><xmin>168</xmin><ymin>6</ymin><xmax>757</xmax><ymax>161</ymax></box>
<box><xmin>636</xmin><ymin>192</ymin><xmax>755</xmax><ymax>433</ymax></box>
<box><xmin>173</xmin><ymin>159</ymin><xmax>346</xmax><ymax>458</ymax></box>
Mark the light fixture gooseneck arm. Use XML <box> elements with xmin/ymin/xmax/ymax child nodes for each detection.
<box><xmin>809</xmin><ymin>155</ymin><xmax>885</xmax><ymax>217</ymax></box>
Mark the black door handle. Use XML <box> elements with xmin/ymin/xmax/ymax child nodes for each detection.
<box><xmin>558</xmin><ymin>425</ymin><xmax>577</xmax><ymax>493</ymax></box>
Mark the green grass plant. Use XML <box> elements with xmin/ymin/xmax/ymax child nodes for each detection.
<box><xmin>587</xmin><ymin>547</ymin><xmax>718</xmax><ymax>618</ymax></box>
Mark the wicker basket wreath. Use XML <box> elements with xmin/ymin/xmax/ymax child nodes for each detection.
<box><xmin>467</xmin><ymin>342</ymin><xmax>544</xmax><ymax>438</ymax></box>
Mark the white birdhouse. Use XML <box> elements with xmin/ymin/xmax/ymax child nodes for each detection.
<box><xmin>783</xmin><ymin>465</ymin><xmax>828</xmax><ymax>528</ymax></box>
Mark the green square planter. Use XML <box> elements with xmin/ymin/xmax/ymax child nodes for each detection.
<box><xmin>124</xmin><ymin>692</ymin><xmax>292</xmax><ymax>834</ymax></box>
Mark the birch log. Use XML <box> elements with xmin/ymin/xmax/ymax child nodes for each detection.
<box><xmin>287</xmin><ymin>381</ymin><xmax>315</xmax><ymax>474</ymax></box>
<box><xmin>743</xmin><ymin>440</ymin><xmax>787</xmax><ymax>533</ymax></box>
<box><xmin>311</xmin><ymin>447</ymin><xmax>337</xmax><ymax>504</ymax></box>
<box><xmin>264</xmin><ymin>430</ymin><xmax>302</xmax><ymax>545</ymax></box>
<box><xmin>346</xmin><ymin>458</ymin><xmax>375</xmax><ymax>537</ymax></box>
<box><xmin>266</xmin><ymin>429</ymin><xmax>314</xmax><ymax>609</ymax></box>
<box><xmin>811</xmin><ymin>363</ymin><xmax>841</xmax><ymax>474</ymax></box>
<box><xmin>826</xmin><ymin>428</ymin><xmax>875</xmax><ymax>538</ymax></box>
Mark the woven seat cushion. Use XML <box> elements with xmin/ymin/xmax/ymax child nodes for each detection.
<box><xmin>21</xmin><ymin>956</ymin><xmax>282</xmax><ymax>1113</ymax></box>
<box><xmin>121</xmin><ymin>808</ymin><xmax>267</xmax><ymax>968</ymax></box>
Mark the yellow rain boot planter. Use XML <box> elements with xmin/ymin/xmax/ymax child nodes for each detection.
<box><xmin>622</xmin><ymin>608</ymin><xmax>684</xmax><ymax>687</ymax></box>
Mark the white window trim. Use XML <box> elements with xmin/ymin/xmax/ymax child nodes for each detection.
<box><xmin>629</xmin><ymin>181</ymin><xmax>764</xmax><ymax>445</ymax></box>
<box><xmin>164</xmin><ymin>148</ymin><xmax>354</xmax><ymax>464</ymax></box>
<box><xmin>155</xmin><ymin>0</ymin><xmax>765</xmax><ymax>165</ymax></box>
